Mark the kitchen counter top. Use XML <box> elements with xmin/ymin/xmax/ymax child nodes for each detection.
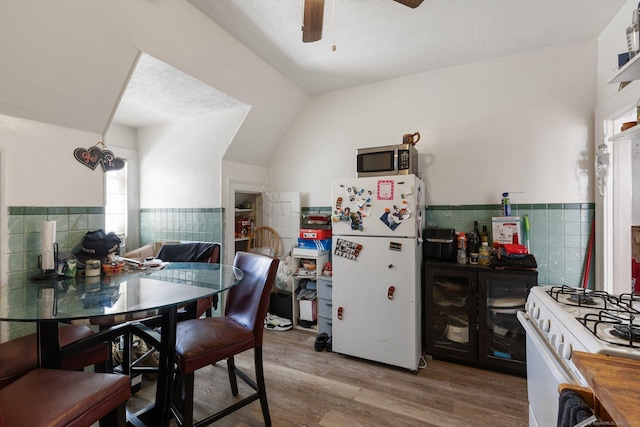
<box><xmin>572</xmin><ymin>351</ymin><xmax>640</xmax><ymax>425</ymax></box>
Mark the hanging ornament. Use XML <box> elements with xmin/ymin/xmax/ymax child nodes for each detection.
<box><xmin>74</xmin><ymin>142</ymin><xmax>126</xmax><ymax>172</ymax></box>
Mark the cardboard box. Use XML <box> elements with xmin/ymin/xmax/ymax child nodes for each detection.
<box><xmin>292</xmin><ymin>247</ymin><xmax>330</xmax><ymax>257</ymax></box>
<box><xmin>300</xmin><ymin>228</ymin><xmax>331</xmax><ymax>240</ymax></box>
<box><xmin>297</xmin><ymin>238</ymin><xmax>332</xmax><ymax>251</ymax></box>
<box><xmin>492</xmin><ymin>217</ymin><xmax>521</xmax><ymax>247</ymax></box>
<box><xmin>235</xmin><ymin>218</ymin><xmax>251</xmax><ymax>238</ymax></box>
<box><xmin>299</xmin><ymin>299</ymin><xmax>317</xmax><ymax>322</ymax></box>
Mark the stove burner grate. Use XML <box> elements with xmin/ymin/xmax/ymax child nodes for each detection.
<box><xmin>579</xmin><ymin>310</ymin><xmax>640</xmax><ymax>349</ymax></box>
<box><xmin>568</xmin><ymin>294</ymin><xmax>597</xmax><ymax>305</ymax></box>
<box><xmin>547</xmin><ymin>285</ymin><xmax>618</xmax><ymax>309</ymax></box>
<box><xmin>618</xmin><ymin>293</ymin><xmax>640</xmax><ymax>314</ymax></box>
<box><xmin>610</xmin><ymin>324</ymin><xmax>640</xmax><ymax>342</ymax></box>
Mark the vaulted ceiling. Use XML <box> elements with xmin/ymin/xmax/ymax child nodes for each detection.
<box><xmin>187</xmin><ymin>0</ymin><xmax>628</xmax><ymax>94</ymax></box>
<box><xmin>0</xmin><ymin>0</ymin><xmax>629</xmax><ymax>166</ymax></box>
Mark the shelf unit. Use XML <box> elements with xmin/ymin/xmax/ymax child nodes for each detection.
<box><xmin>317</xmin><ymin>276</ymin><xmax>333</xmax><ymax>336</ymax></box>
<box><xmin>291</xmin><ymin>249</ymin><xmax>329</xmax><ymax>332</ymax></box>
<box><xmin>233</xmin><ymin>193</ymin><xmax>261</xmax><ymax>254</ymax></box>
<box><xmin>609</xmin><ymin>51</ymin><xmax>640</xmax><ymax>84</ymax></box>
<box><xmin>610</xmin><ymin>123</ymin><xmax>640</xmax><ymax>141</ymax></box>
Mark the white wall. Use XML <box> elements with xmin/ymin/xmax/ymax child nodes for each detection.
<box><xmin>138</xmin><ymin>107</ymin><xmax>249</xmax><ymax>208</ymax></box>
<box><xmin>269</xmin><ymin>41</ymin><xmax>597</xmax><ymax>207</ymax></box>
<box><xmin>0</xmin><ymin>114</ymin><xmax>103</xmax><ymax>207</ymax></box>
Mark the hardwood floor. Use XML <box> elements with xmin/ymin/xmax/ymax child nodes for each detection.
<box><xmin>129</xmin><ymin>328</ymin><xmax>529</xmax><ymax>426</ymax></box>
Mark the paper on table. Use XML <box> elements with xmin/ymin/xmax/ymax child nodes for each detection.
<box><xmin>41</xmin><ymin>221</ymin><xmax>56</xmax><ymax>270</ymax></box>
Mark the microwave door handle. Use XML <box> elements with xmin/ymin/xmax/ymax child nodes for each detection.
<box><xmin>393</xmin><ymin>146</ymin><xmax>399</xmax><ymax>173</ymax></box>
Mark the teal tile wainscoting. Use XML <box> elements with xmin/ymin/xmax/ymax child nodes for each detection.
<box><xmin>301</xmin><ymin>204</ymin><xmax>595</xmax><ymax>288</ymax></box>
<box><xmin>139</xmin><ymin>208</ymin><xmax>224</xmax><ymax>251</ymax></box>
<box><xmin>426</xmin><ymin>203</ymin><xmax>596</xmax><ymax>288</ymax></box>
<box><xmin>4</xmin><ymin>206</ymin><xmax>105</xmax><ymax>339</ymax></box>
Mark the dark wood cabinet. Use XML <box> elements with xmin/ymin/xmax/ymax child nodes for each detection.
<box><xmin>423</xmin><ymin>261</ymin><xmax>537</xmax><ymax>376</ymax></box>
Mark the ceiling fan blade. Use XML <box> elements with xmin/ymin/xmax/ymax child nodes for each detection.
<box><xmin>393</xmin><ymin>0</ymin><xmax>424</xmax><ymax>8</ymax></box>
<box><xmin>302</xmin><ymin>0</ymin><xmax>324</xmax><ymax>43</ymax></box>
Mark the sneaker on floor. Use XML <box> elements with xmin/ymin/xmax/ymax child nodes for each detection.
<box><xmin>264</xmin><ymin>312</ymin><xmax>293</xmax><ymax>331</ymax></box>
<box><xmin>314</xmin><ymin>332</ymin><xmax>329</xmax><ymax>351</ymax></box>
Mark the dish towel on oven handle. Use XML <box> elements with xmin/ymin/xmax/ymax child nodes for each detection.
<box><xmin>557</xmin><ymin>388</ymin><xmax>598</xmax><ymax>427</ymax></box>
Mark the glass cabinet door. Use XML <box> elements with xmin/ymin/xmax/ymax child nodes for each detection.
<box><xmin>478</xmin><ymin>270</ymin><xmax>537</xmax><ymax>375</ymax></box>
<box><xmin>424</xmin><ymin>268</ymin><xmax>477</xmax><ymax>363</ymax></box>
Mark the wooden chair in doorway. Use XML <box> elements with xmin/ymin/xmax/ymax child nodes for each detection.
<box><xmin>246</xmin><ymin>226</ymin><xmax>280</xmax><ymax>258</ymax></box>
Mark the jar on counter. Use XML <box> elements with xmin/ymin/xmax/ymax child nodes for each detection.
<box><xmin>457</xmin><ymin>232</ymin><xmax>467</xmax><ymax>264</ymax></box>
<box><xmin>478</xmin><ymin>242</ymin><xmax>491</xmax><ymax>266</ymax></box>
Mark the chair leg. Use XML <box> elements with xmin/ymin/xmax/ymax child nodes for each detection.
<box><xmin>182</xmin><ymin>372</ymin><xmax>195</xmax><ymax>427</ymax></box>
<box><xmin>99</xmin><ymin>402</ymin><xmax>126</xmax><ymax>427</ymax></box>
<box><xmin>227</xmin><ymin>356</ymin><xmax>239</xmax><ymax>396</ymax></box>
<box><xmin>94</xmin><ymin>346</ymin><xmax>113</xmax><ymax>373</ymax></box>
<box><xmin>254</xmin><ymin>347</ymin><xmax>271</xmax><ymax>427</ymax></box>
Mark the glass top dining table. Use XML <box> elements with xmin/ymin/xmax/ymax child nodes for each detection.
<box><xmin>0</xmin><ymin>262</ymin><xmax>243</xmax><ymax>427</ymax></box>
<box><xmin>0</xmin><ymin>262</ymin><xmax>242</xmax><ymax>322</ymax></box>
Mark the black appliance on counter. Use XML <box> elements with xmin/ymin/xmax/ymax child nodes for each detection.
<box><xmin>424</xmin><ymin>227</ymin><xmax>456</xmax><ymax>262</ymax></box>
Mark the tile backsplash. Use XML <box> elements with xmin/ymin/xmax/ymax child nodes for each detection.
<box><xmin>4</xmin><ymin>206</ymin><xmax>105</xmax><ymax>339</ymax></box>
<box><xmin>2</xmin><ymin>202</ymin><xmax>594</xmax><ymax>340</ymax></box>
<box><xmin>302</xmin><ymin>203</ymin><xmax>595</xmax><ymax>288</ymax></box>
<box><xmin>426</xmin><ymin>203</ymin><xmax>595</xmax><ymax>288</ymax></box>
<box><xmin>139</xmin><ymin>208</ymin><xmax>223</xmax><ymax>249</ymax></box>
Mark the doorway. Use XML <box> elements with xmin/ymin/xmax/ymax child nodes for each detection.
<box><xmin>225</xmin><ymin>180</ymin><xmax>300</xmax><ymax>265</ymax></box>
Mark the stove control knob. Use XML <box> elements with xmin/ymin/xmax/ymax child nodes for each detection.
<box><xmin>531</xmin><ymin>307</ymin><xmax>540</xmax><ymax>320</ymax></box>
<box><xmin>539</xmin><ymin>319</ymin><xmax>551</xmax><ymax>333</ymax></box>
<box><xmin>551</xmin><ymin>333</ymin><xmax>563</xmax><ymax>348</ymax></box>
<box><xmin>525</xmin><ymin>302</ymin><xmax>535</xmax><ymax>312</ymax></box>
<box><xmin>558</xmin><ymin>342</ymin><xmax>572</xmax><ymax>360</ymax></box>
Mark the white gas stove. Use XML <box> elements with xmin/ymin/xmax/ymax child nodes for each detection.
<box><xmin>518</xmin><ymin>285</ymin><xmax>640</xmax><ymax>427</ymax></box>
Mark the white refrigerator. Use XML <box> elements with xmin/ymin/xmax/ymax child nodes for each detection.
<box><xmin>331</xmin><ymin>174</ymin><xmax>424</xmax><ymax>370</ymax></box>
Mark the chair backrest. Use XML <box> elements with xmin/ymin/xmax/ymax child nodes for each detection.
<box><xmin>157</xmin><ymin>242</ymin><xmax>220</xmax><ymax>263</ymax></box>
<box><xmin>246</xmin><ymin>226</ymin><xmax>280</xmax><ymax>258</ymax></box>
<box><xmin>226</xmin><ymin>252</ymin><xmax>279</xmax><ymax>346</ymax></box>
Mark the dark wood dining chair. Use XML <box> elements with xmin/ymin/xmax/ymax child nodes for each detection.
<box><xmin>171</xmin><ymin>251</ymin><xmax>279</xmax><ymax>427</ymax></box>
<box><xmin>0</xmin><ymin>368</ymin><xmax>130</xmax><ymax>426</ymax></box>
<box><xmin>156</xmin><ymin>242</ymin><xmax>221</xmax><ymax>316</ymax></box>
<box><xmin>0</xmin><ymin>324</ymin><xmax>110</xmax><ymax>389</ymax></box>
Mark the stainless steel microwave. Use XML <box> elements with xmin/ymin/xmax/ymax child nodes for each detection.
<box><xmin>356</xmin><ymin>144</ymin><xmax>418</xmax><ymax>177</ymax></box>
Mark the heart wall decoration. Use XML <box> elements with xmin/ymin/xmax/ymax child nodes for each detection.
<box><xmin>74</xmin><ymin>146</ymin><xmax>126</xmax><ymax>172</ymax></box>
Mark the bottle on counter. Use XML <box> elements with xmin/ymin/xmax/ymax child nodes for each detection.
<box><xmin>457</xmin><ymin>232</ymin><xmax>467</xmax><ymax>264</ymax></box>
<box><xmin>501</xmin><ymin>192</ymin><xmax>511</xmax><ymax>216</ymax></box>
<box><xmin>468</xmin><ymin>227</ymin><xmax>480</xmax><ymax>265</ymax></box>
<box><xmin>478</xmin><ymin>241</ymin><xmax>491</xmax><ymax>266</ymax></box>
